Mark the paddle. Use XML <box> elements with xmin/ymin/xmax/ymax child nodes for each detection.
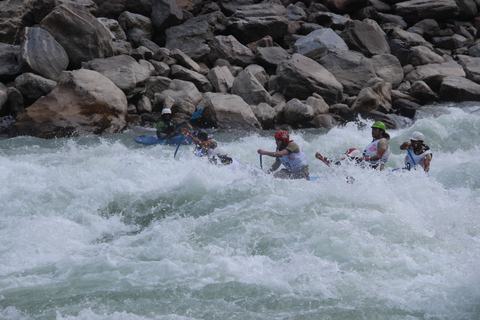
<box><xmin>174</xmin><ymin>108</ymin><xmax>203</xmax><ymax>158</ymax></box>
<box><xmin>315</xmin><ymin>152</ymin><xmax>356</xmax><ymax>184</ymax></box>
<box><xmin>259</xmin><ymin>154</ymin><xmax>263</xmax><ymax>169</ymax></box>
<box><xmin>315</xmin><ymin>152</ymin><xmax>333</xmax><ymax>169</ymax></box>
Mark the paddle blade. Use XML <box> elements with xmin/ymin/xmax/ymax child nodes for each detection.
<box><xmin>190</xmin><ymin>108</ymin><xmax>202</xmax><ymax>120</ymax></box>
<box><xmin>174</xmin><ymin>135</ymin><xmax>184</xmax><ymax>158</ymax></box>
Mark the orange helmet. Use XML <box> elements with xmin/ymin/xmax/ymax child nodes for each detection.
<box><xmin>274</xmin><ymin>131</ymin><xmax>290</xmax><ymax>145</ymax></box>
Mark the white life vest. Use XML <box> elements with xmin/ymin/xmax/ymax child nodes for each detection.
<box><xmin>279</xmin><ymin>141</ymin><xmax>308</xmax><ymax>172</ymax></box>
<box><xmin>405</xmin><ymin>147</ymin><xmax>432</xmax><ymax>171</ymax></box>
<box><xmin>362</xmin><ymin>139</ymin><xmax>390</xmax><ymax>165</ymax></box>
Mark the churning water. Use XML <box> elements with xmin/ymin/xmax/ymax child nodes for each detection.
<box><xmin>1</xmin><ymin>102</ymin><xmax>479</xmax><ymax>320</ymax></box>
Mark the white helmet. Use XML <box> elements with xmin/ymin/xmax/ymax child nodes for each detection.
<box><xmin>410</xmin><ymin>131</ymin><xmax>425</xmax><ymax>141</ymax></box>
<box><xmin>162</xmin><ymin>108</ymin><xmax>172</xmax><ymax>115</ymax></box>
<box><xmin>212</xmin><ymin>147</ymin><xmax>228</xmax><ymax>156</ymax></box>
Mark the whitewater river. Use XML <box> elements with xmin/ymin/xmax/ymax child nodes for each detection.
<box><xmin>1</xmin><ymin>102</ymin><xmax>479</xmax><ymax>320</ymax></box>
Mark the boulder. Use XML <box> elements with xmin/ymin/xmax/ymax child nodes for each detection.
<box><xmin>82</xmin><ymin>55</ymin><xmax>152</xmax><ymax>97</ymax></box>
<box><xmin>232</xmin><ymin>69</ymin><xmax>272</xmax><ymax>105</ymax></box>
<box><xmin>341</xmin><ymin>19</ymin><xmax>390</xmax><ymax>57</ymax></box>
<box><xmin>251</xmin><ymin>102</ymin><xmax>276</xmax><ymax>129</ymax></box>
<box><xmin>324</xmin><ymin>0</ymin><xmax>370</xmax><ymax>13</ymax></box>
<box><xmin>0</xmin><ymin>0</ymin><xmax>56</xmax><ymax>45</ymax></box>
<box><xmin>371</xmin><ymin>54</ymin><xmax>404</xmax><ymax>87</ymax></box>
<box><xmin>276</xmin><ymin>53</ymin><xmax>343</xmax><ymax>104</ymax></box>
<box><xmin>153</xmin><ymin>79</ymin><xmax>203</xmax><ymax>115</ymax></box>
<box><xmin>409</xmin><ymin>45</ymin><xmax>444</xmax><ymax>66</ymax></box>
<box><xmin>208</xmin><ymin>35</ymin><xmax>256</xmax><ymax>67</ymax></box>
<box><xmin>0</xmin><ymin>43</ymin><xmax>22</xmax><ymax>82</ymax></box>
<box><xmin>207</xmin><ymin>66</ymin><xmax>235</xmax><ymax>93</ymax></box>
<box><xmin>351</xmin><ymin>77</ymin><xmax>392</xmax><ymax>114</ymax></box>
<box><xmin>151</xmin><ymin>0</ymin><xmax>183</xmax><ymax>33</ymax></box>
<box><xmin>256</xmin><ymin>46</ymin><xmax>290</xmax><ymax>71</ymax></box>
<box><xmin>227</xmin><ymin>3</ymin><xmax>289</xmax><ymax>43</ymax></box>
<box><xmin>10</xmin><ymin>69</ymin><xmax>128</xmax><ymax>138</ymax></box>
<box><xmin>170</xmin><ymin>48</ymin><xmax>202</xmax><ymax>72</ymax></box>
<box><xmin>320</xmin><ymin>50</ymin><xmax>377</xmax><ymax>96</ymax></box>
<box><xmin>14</xmin><ymin>73</ymin><xmax>57</xmax><ymax>106</ymax></box>
<box><xmin>117</xmin><ymin>11</ymin><xmax>153</xmax><ymax>47</ymax></box>
<box><xmin>282</xmin><ymin>98</ymin><xmax>315</xmax><ymax>127</ymax></box>
<box><xmin>165</xmin><ymin>11</ymin><xmax>227</xmax><ymax>62</ymax></box>
<box><xmin>197</xmin><ymin>93</ymin><xmax>261</xmax><ymax>130</ymax></box>
<box><xmin>410</xmin><ymin>80</ymin><xmax>439</xmax><ymax>103</ymax></box>
<box><xmin>457</xmin><ymin>55</ymin><xmax>480</xmax><ymax>84</ymax></box>
<box><xmin>439</xmin><ymin>76</ymin><xmax>480</xmax><ymax>101</ymax></box>
<box><xmin>393</xmin><ymin>0</ymin><xmax>460</xmax><ymax>23</ymax></box>
<box><xmin>294</xmin><ymin>28</ymin><xmax>349</xmax><ymax>59</ymax></box>
<box><xmin>40</xmin><ymin>4</ymin><xmax>115</xmax><ymax>69</ymax></box>
<box><xmin>170</xmin><ymin>64</ymin><xmax>213</xmax><ymax>92</ymax></box>
<box><xmin>405</xmin><ymin>61</ymin><xmax>466</xmax><ymax>90</ymax></box>
<box><xmin>19</xmin><ymin>27</ymin><xmax>69</xmax><ymax>81</ymax></box>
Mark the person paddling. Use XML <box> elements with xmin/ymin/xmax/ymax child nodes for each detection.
<box><xmin>358</xmin><ymin>121</ymin><xmax>391</xmax><ymax>170</ymax></box>
<box><xmin>315</xmin><ymin>148</ymin><xmax>362</xmax><ymax>166</ymax></box>
<box><xmin>257</xmin><ymin>131</ymin><xmax>309</xmax><ymax>180</ymax></box>
<box><xmin>186</xmin><ymin>130</ymin><xmax>218</xmax><ymax>157</ymax></box>
<box><xmin>400</xmin><ymin>131</ymin><xmax>432</xmax><ymax>173</ymax></box>
<box><xmin>156</xmin><ymin>108</ymin><xmax>192</xmax><ymax>140</ymax></box>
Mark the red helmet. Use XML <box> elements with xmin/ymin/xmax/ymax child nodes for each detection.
<box><xmin>274</xmin><ymin>131</ymin><xmax>290</xmax><ymax>145</ymax></box>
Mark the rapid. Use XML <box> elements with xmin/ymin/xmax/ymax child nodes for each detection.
<box><xmin>1</xmin><ymin>102</ymin><xmax>479</xmax><ymax>320</ymax></box>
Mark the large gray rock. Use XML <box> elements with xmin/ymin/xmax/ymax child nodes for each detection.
<box><xmin>197</xmin><ymin>93</ymin><xmax>261</xmax><ymax>130</ymax></box>
<box><xmin>0</xmin><ymin>0</ymin><xmax>56</xmax><ymax>45</ymax></box>
<box><xmin>439</xmin><ymin>76</ymin><xmax>480</xmax><ymax>101</ymax></box>
<box><xmin>294</xmin><ymin>28</ymin><xmax>349</xmax><ymax>59</ymax></box>
<box><xmin>393</xmin><ymin>0</ymin><xmax>460</xmax><ymax>23</ymax></box>
<box><xmin>151</xmin><ymin>0</ymin><xmax>183</xmax><ymax>32</ymax></box>
<box><xmin>207</xmin><ymin>66</ymin><xmax>235</xmax><ymax>93</ymax></box>
<box><xmin>14</xmin><ymin>73</ymin><xmax>57</xmax><ymax>106</ymax></box>
<box><xmin>0</xmin><ymin>43</ymin><xmax>22</xmax><ymax>82</ymax></box>
<box><xmin>251</xmin><ymin>102</ymin><xmax>276</xmax><ymax>129</ymax></box>
<box><xmin>82</xmin><ymin>55</ymin><xmax>152</xmax><ymax>97</ymax></box>
<box><xmin>94</xmin><ymin>0</ymin><xmax>126</xmax><ymax>18</ymax></box>
<box><xmin>19</xmin><ymin>27</ymin><xmax>69</xmax><ymax>81</ymax></box>
<box><xmin>256</xmin><ymin>47</ymin><xmax>290</xmax><ymax>69</ymax></box>
<box><xmin>10</xmin><ymin>69</ymin><xmax>128</xmax><ymax>138</ymax></box>
<box><xmin>276</xmin><ymin>53</ymin><xmax>343</xmax><ymax>104</ymax></box>
<box><xmin>282</xmin><ymin>98</ymin><xmax>315</xmax><ymax>126</ymax></box>
<box><xmin>351</xmin><ymin>77</ymin><xmax>392</xmax><ymax>114</ymax></box>
<box><xmin>405</xmin><ymin>61</ymin><xmax>466</xmax><ymax>88</ymax></box>
<box><xmin>341</xmin><ymin>19</ymin><xmax>390</xmax><ymax>57</ymax></box>
<box><xmin>457</xmin><ymin>55</ymin><xmax>480</xmax><ymax>84</ymax></box>
<box><xmin>227</xmin><ymin>3</ymin><xmax>289</xmax><ymax>43</ymax></box>
<box><xmin>320</xmin><ymin>50</ymin><xmax>377</xmax><ymax>96</ymax></box>
<box><xmin>40</xmin><ymin>4</ymin><xmax>115</xmax><ymax>69</ymax></box>
<box><xmin>170</xmin><ymin>64</ymin><xmax>213</xmax><ymax>92</ymax></box>
<box><xmin>232</xmin><ymin>69</ymin><xmax>272</xmax><ymax>106</ymax></box>
<box><xmin>208</xmin><ymin>35</ymin><xmax>256</xmax><ymax>67</ymax></box>
<box><xmin>371</xmin><ymin>54</ymin><xmax>404</xmax><ymax>87</ymax></box>
<box><xmin>165</xmin><ymin>11</ymin><xmax>227</xmax><ymax>62</ymax></box>
<box><xmin>153</xmin><ymin>79</ymin><xmax>203</xmax><ymax>115</ymax></box>
<box><xmin>117</xmin><ymin>11</ymin><xmax>153</xmax><ymax>47</ymax></box>
<box><xmin>409</xmin><ymin>45</ymin><xmax>444</xmax><ymax>66</ymax></box>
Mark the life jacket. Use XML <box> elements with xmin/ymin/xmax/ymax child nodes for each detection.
<box><xmin>405</xmin><ymin>144</ymin><xmax>432</xmax><ymax>170</ymax></box>
<box><xmin>362</xmin><ymin>138</ymin><xmax>390</xmax><ymax>165</ymax></box>
<box><xmin>278</xmin><ymin>141</ymin><xmax>308</xmax><ymax>172</ymax></box>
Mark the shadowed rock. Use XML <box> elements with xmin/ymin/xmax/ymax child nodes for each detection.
<box><xmin>10</xmin><ymin>69</ymin><xmax>128</xmax><ymax>138</ymax></box>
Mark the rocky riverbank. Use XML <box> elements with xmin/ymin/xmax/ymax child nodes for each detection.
<box><xmin>1</xmin><ymin>0</ymin><xmax>480</xmax><ymax>138</ymax></box>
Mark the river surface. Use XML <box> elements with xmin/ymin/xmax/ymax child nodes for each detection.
<box><xmin>1</xmin><ymin>102</ymin><xmax>480</xmax><ymax>320</ymax></box>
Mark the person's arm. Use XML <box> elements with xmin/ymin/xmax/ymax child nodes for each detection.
<box><xmin>267</xmin><ymin>158</ymin><xmax>281</xmax><ymax>173</ymax></box>
<box><xmin>257</xmin><ymin>148</ymin><xmax>289</xmax><ymax>157</ymax></box>
<box><xmin>424</xmin><ymin>154</ymin><xmax>432</xmax><ymax>173</ymax></box>
<box><xmin>400</xmin><ymin>142</ymin><xmax>410</xmax><ymax>150</ymax></box>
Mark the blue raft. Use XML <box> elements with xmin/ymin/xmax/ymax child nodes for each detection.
<box><xmin>135</xmin><ymin>134</ymin><xmax>194</xmax><ymax>146</ymax></box>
